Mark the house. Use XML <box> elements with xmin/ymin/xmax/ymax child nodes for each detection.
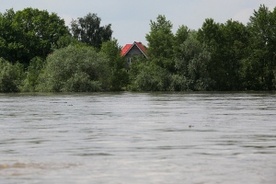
<box><xmin>121</xmin><ymin>41</ymin><xmax>148</xmax><ymax>65</ymax></box>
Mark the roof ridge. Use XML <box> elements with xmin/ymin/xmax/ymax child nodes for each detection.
<box><xmin>134</xmin><ymin>42</ymin><xmax>147</xmax><ymax>58</ymax></box>
<box><xmin>120</xmin><ymin>41</ymin><xmax>147</xmax><ymax>58</ymax></box>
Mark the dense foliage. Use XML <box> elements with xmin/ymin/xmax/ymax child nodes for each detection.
<box><xmin>71</xmin><ymin>13</ymin><xmax>112</xmax><ymax>49</ymax></box>
<box><xmin>0</xmin><ymin>5</ymin><xmax>275</xmax><ymax>92</ymax></box>
<box><xmin>0</xmin><ymin>8</ymin><xmax>69</xmax><ymax>66</ymax></box>
<box><xmin>37</xmin><ymin>45</ymin><xmax>111</xmax><ymax>92</ymax></box>
<box><xmin>129</xmin><ymin>5</ymin><xmax>276</xmax><ymax>91</ymax></box>
<box><xmin>0</xmin><ymin>58</ymin><xmax>24</xmax><ymax>92</ymax></box>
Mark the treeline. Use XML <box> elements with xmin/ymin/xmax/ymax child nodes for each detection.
<box><xmin>131</xmin><ymin>5</ymin><xmax>276</xmax><ymax>91</ymax></box>
<box><xmin>0</xmin><ymin>5</ymin><xmax>275</xmax><ymax>92</ymax></box>
<box><xmin>0</xmin><ymin>8</ymin><xmax>126</xmax><ymax>92</ymax></box>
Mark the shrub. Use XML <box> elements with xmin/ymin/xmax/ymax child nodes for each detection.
<box><xmin>0</xmin><ymin>58</ymin><xmax>24</xmax><ymax>92</ymax></box>
<box><xmin>21</xmin><ymin>57</ymin><xmax>44</xmax><ymax>92</ymax></box>
<box><xmin>129</xmin><ymin>62</ymin><xmax>170</xmax><ymax>91</ymax></box>
<box><xmin>37</xmin><ymin>45</ymin><xmax>111</xmax><ymax>92</ymax></box>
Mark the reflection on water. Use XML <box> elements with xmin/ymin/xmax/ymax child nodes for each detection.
<box><xmin>0</xmin><ymin>92</ymin><xmax>276</xmax><ymax>184</ymax></box>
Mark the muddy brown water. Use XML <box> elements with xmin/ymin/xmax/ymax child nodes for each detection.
<box><xmin>0</xmin><ymin>92</ymin><xmax>276</xmax><ymax>184</ymax></box>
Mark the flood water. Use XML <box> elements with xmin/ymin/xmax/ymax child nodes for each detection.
<box><xmin>0</xmin><ymin>92</ymin><xmax>276</xmax><ymax>184</ymax></box>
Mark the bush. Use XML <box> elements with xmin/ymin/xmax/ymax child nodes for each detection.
<box><xmin>21</xmin><ymin>57</ymin><xmax>44</xmax><ymax>92</ymax></box>
<box><xmin>100</xmin><ymin>40</ymin><xmax>129</xmax><ymax>91</ymax></box>
<box><xmin>129</xmin><ymin>62</ymin><xmax>170</xmax><ymax>91</ymax></box>
<box><xmin>37</xmin><ymin>45</ymin><xmax>111</xmax><ymax>92</ymax></box>
<box><xmin>169</xmin><ymin>74</ymin><xmax>188</xmax><ymax>91</ymax></box>
<box><xmin>0</xmin><ymin>58</ymin><xmax>24</xmax><ymax>92</ymax></box>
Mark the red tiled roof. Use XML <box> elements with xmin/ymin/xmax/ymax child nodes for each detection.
<box><xmin>121</xmin><ymin>44</ymin><xmax>132</xmax><ymax>57</ymax></box>
<box><xmin>135</xmin><ymin>42</ymin><xmax>147</xmax><ymax>56</ymax></box>
<box><xmin>121</xmin><ymin>41</ymin><xmax>147</xmax><ymax>57</ymax></box>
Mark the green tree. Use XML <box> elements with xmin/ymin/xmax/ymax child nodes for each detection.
<box><xmin>244</xmin><ymin>5</ymin><xmax>276</xmax><ymax>90</ymax></box>
<box><xmin>198</xmin><ymin>18</ymin><xmax>249</xmax><ymax>90</ymax></box>
<box><xmin>128</xmin><ymin>62</ymin><xmax>171</xmax><ymax>91</ymax></box>
<box><xmin>0</xmin><ymin>58</ymin><xmax>24</xmax><ymax>92</ymax></box>
<box><xmin>71</xmin><ymin>13</ymin><xmax>112</xmax><ymax>49</ymax></box>
<box><xmin>37</xmin><ymin>45</ymin><xmax>111</xmax><ymax>92</ymax></box>
<box><xmin>0</xmin><ymin>9</ymin><xmax>17</xmax><ymax>63</ymax></box>
<box><xmin>220</xmin><ymin>20</ymin><xmax>250</xmax><ymax>90</ymax></box>
<box><xmin>21</xmin><ymin>57</ymin><xmax>44</xmax><ymax>92</ymax></box>
<box><xmin>0</xmin><ymin>8</ymin><xmax>70</xmax><ymax>65</ymax></box>
<box><xmin>146</xmin><ymin>15</ymin><xmax>175</xmax><ymax>71</ymax></box>
<box><xmin>174</xmin><ymin>31</ymin><xmax>212</xmax><ymax>91</ymax></box>
<box><xmin>198</xmin><ymin>19</ymin><xmax>226</xmax><ymax>90</ymax></box>
<box><xmin>100</xmin><ymin>39</ymin><xmax>129</xmax><ymax>90</ymax></box>
<box><xmin>174</xmin><ymin>25</ymin><xmax>190</xmax><ymax>59</ymax></box>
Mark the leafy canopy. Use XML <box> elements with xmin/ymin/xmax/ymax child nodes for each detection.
<box><xmin>37</xmin><ymin>45</ymin><xmax>111</xmax><ymax>92</ymax></box>
<box><xmin>71</xmin><ymin>13</ymin><xmax>112</xmax><ymax>49</ymax></box>
<box><xmin>0</xmin><ymin>8</ymin><xmax>69</xmax><ymax>65</ymax></box>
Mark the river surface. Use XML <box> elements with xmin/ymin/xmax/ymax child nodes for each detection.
<box><xmin>0</xmin><ymin>92</ymin><xmax>276</xmax><ymax>184</ymax></box>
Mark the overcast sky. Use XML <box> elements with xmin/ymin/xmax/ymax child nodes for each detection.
<box><xmin>1</xmin><ymin>0</ymin><xmax>276</xmax><ymax>46</ymax></box>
